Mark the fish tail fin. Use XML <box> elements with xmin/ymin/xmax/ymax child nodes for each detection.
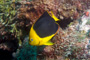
<box><xmin>49</xmin><ymin>11</ymin><xmax>60</xmax><ymax>21</ymax></box>
<box><xmin>43</xmin><ymin>41</ymin><xmax>54</xmax><ymax>45</ymax></box>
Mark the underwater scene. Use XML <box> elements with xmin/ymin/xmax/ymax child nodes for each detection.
<box><xmin>0</xmin><ymin>0</ymin><xmax>90</xmax><ymax>60</ymax></box>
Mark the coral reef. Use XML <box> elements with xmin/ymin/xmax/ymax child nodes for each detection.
<box><xmin>0</xmin><ymin>0</ymin><xmax>90</xmax><ymax>60</ymax></box>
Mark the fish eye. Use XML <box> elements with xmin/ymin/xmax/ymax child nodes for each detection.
<box><xmin>31</xmin><ymin>38</ymin><xmax>33</xmax><ymax>41</ymax></box>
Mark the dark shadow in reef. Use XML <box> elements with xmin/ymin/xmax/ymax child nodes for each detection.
<box><xmin>57</xmin><ymin>18</ymin><xmax>73</xmax><ymax>29</ymax></box>
<box><xmin>0</xmin><ymin>49</ymin><xmax>13</xmax><ymax>60</ymax></box>
<box><xmin>0</xmin><ymin>33</ymin><xmax>19</xmax><ymax>60</ymax></box>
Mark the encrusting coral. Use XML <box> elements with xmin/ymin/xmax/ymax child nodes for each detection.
<box><xmin>0</xmin><ymin>0</ymin><xmax>90</xmax><ymax>60</ymax></box>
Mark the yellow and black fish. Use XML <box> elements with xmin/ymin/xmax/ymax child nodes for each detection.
<box><xmin>29</xmin><ymin>11</ymin><xmax>60</xmax><ymax>46</ymax></box>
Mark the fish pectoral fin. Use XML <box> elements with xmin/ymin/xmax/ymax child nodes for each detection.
<box><xmin>44</xmin><ymin>41</ymin><xmax>54</xmax><ymax>45</ymax></box>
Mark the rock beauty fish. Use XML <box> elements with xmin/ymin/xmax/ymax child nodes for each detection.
<box><xmin>29</xmin><ymin>11</ymin><xmax>60</xmax><ymax>46</ymax></box>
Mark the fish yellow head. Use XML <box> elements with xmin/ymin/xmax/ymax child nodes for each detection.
<box><xmin>29</xmin><ymin>11</ymin><xmax>60</xmax><ymax>46</ymax></box>
<box><xmin>29</xmin><ymin>26</ymin><xmax>40</xmax><ymax>46</ymax></box>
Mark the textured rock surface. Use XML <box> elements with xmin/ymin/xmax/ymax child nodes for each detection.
<box><xmin>0</xmin><ymin>0</ymin><xmax>90</xmax><ymax>60</ymax></box>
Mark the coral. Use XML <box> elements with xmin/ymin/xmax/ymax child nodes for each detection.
<box><xmin>16</xmin><ymin>37</ymin><xmax>37</xmax><ymax>60</ymax></box>
<box><xmin>0</xmin><ymin>0</ymin><xmax>90</xmax><ymax>60</ymax></box>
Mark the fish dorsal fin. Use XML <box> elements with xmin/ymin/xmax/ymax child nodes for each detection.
<box><xmin>48</xmin><ymin>11</ymin><xmax>60</xmax><ymax>21</ymax></box>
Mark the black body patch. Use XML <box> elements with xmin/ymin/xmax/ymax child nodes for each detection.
<box><xmin>33</xmin><ymin>11</ymin><xmax>58</xmax><ymax>38</ymax></box>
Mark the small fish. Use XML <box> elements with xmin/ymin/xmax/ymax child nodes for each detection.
<box><xmin>29</xmin><ymin>11</ymin><xmax>60</xmax><ymax>46</ymax></box>
<box><xmin>85</xmin><ymin>11</ymin><xmax>89</xmax><ymax>16</ymax></box>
